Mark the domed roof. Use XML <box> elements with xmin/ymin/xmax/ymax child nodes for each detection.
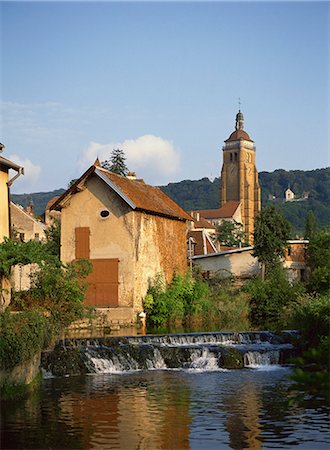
<box><xmin>225</xmin><ymin>109</ymin><xmax>254</xmax><ymax>142</ymax></box>
<box><xmin>225</xmin><ymin>129</ymin><xmax>254</xmax><ymax>143</ymax></box>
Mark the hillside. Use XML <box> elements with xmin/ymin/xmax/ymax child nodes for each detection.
<box><xmin>11</xmin><ymin>189</ymin><xmax>65</xmax><ymax>217</ymax></box>
<box><xmin>11</xmin><ymin>168</ymin><xmax>329</xmax><ymax>234</ymax></box>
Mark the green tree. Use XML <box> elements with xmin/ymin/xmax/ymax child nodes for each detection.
<box><xmin>102</xmin><ymin>148</ymin><xmax>128</xmax><ymax>176</ymax></box>
<box><xmin>306</xmin><ymin>230</ymin><xmax>330</xmax><ymax>293</ymax></box>
<box><xmin>304</xmin><ymin>210</ymin><xmax>318</xmax><ymax>240</ymax></box>
<box><xmin>44</xmin><ymin>218</ymin><xmax>61</xmax><ymax>259</ymax></box>
<box><xmin>215</xmin><ymin>220</ymin><xmax>247</xmax><ymax>247</ymax></box>
<box><xmin>253</xmin><ymin>205</ymin><xmax>291</xmax><ymax>279</ymax></box>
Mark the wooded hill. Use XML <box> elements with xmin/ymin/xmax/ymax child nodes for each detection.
<box><xmin>12</xmin><ymin>168</ymin><xmax>329</xmax><ymax>236</ymax></box>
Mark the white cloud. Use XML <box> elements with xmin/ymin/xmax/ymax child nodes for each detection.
<box><xmin>8</xmin><ymin>154</ymin><xmax>41</xmax><ymax>193</ymax></box>
<box><xmin>79</xmin><ymin>135</ymin><xmax>181</xmax><ymax>183</ymax></box>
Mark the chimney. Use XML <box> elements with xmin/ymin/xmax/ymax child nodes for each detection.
<box><xmin>127</xmin><ymin>171</ymin><xmax>137</xmax><ymax>180</ymax></box>
<box><xmin>26</xmin><ymin>200</ymin><xmax>34</xmax><ymax>216</ymax></box>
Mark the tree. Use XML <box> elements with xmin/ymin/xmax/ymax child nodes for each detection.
<box><xmin>215</xmin><ymin>220</ymin><xmax>247</xmax><ymax>247</ymax></box>
<box><xmin>306</xmin><ymin>230</ymin><xmax>330</xmax><ymax>293</ymax></box>
<box><xmin>253</xmin><ymin>205</ymin><xmax>291</xmax><ymax>279</ymax></box>
<box><xmin>304</xmin><ymin>210</ymin><xmax>318</xmax><ymax>240</ymax></box>
<box><xmin>102</xmin><ymin>148</ymin><xmax>128</xmax><ymax>176</ymax></box>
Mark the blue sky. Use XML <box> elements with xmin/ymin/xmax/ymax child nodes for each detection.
<box><xmin>1</xmin><ymin>1</ymin><xmax>329</xmax><ymax>194</ymax></box>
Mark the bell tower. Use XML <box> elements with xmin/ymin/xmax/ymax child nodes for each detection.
<box><xmin>220</xmin><ymin>110</ymin><xmax>261</xmax><ymax>243</ymax></box>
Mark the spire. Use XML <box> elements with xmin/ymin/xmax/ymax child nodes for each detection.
<box><xmin>235</xmin><ymin>109</ymin><xmax>244</xmax><ymax>131</ymax></box>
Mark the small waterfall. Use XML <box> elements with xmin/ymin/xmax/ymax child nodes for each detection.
<box><xmin>188</xmin><ymin>348</ymin><xmax>224</xmax><ymax>372</ymax></box>
<box><xmin>41</xmin><ymin>331</ymin><xmax>298</xmax><ymax>377</ymax></box>
<box><xmin>244</xmin><ymin>350</ymin><xmax>280</xmax><ymax>368</ymax></box>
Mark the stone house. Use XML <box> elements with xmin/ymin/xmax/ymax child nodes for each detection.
<box><xmin>10</xmin><ymin>202</ymin><xmax>46</xmax><ymax>242</ymax></box>
<box><xmin>0</xmin><ymin>145</ymin><xmax>24</xmax><ymax>309</ymax></box>
<box><xmin>51</xmin><ymin>160</ymin><xmax>191</xmax><ymax>325</ymax></box>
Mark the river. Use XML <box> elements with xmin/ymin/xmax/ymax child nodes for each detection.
<box><xmin>1</xmin><ymin>331</ymin><xmax>329</xmax><ymax>449</ymax></box>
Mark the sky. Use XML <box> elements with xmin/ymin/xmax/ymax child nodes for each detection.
<box><xmin>0</xmin><ymin>1</ymin><xmax>329</xmax><ymax>194</ymax></box>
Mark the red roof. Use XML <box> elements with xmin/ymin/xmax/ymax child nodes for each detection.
<box><xmin>52</xmin><ymin>164</ymin><xmax>192</xmax><ymax>222</ymax></box>
<box><xmin>45</xmin><ymin>196</ymin><xmax>60</xmax><ymax>211</ymax></box>
<box><xmin>225</xmin><ymin>129</ymin><xmax>253</xmax><ymax>143</ymax></box>
<box><xmin>195</xmin><ymin>201</ymin><xmax>241</xmax><ymax>219</ymax></box>
<box><xmin>193</xmin><ymin>216</ymin><xmax>216</xmax><ymax>230</ymax></box>
<box><xmin>188</xmin><ymin>230</ymin><xmax>217</xmax><ymax>255</ymax></box>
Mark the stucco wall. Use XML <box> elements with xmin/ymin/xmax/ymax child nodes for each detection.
<box><xmin>60</xmin><ymin>175</ymin><xmax>188</xmax><ymax>313</ymax></box>
<box><xmin>11</xmin><ymin>204</ymin><xmax>46</xmax><ymax>241</ymax></box>
<box><xmin>193</xmin><ymin>249</ymin><xmax>260</xmax><ymax>279</ymax></box>
<box><xmin>0</xmin><ymin>168</ymin><xmax>9</xmax><ymax>242</ymax></box>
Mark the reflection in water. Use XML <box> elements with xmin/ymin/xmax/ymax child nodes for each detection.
<box><xmin>225</xmin><ymin>382</ymin><xmax>262</xmax><ymax>450</ymax></box>
<box><xmin>1</xmin><ymin>369</ymin><xmax>329</xmax><ymax>450</ymax></box>
<box><xmin>57</xmin><ymin>374</ymin><xmax>191</xmax><ymax>449</ymax></box>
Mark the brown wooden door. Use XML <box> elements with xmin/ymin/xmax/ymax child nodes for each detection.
<box><xmin>75</xmin><ymin>227</ymin><xmax>90</xmax><ymax>259</ymax></box>
<box><xmin>85</xmin><ymin>259</ymin><xmax>119</xmax><ymax>307</ymax></box>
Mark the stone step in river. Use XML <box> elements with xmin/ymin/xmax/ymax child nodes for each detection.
<box><xmin>41</xmin><ymin>330</ymin><xmax>301</xmax><ymax>377</ymax></box>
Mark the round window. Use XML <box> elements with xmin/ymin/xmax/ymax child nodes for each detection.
<box><xmin>100</xmin><ymin>209</ymin><xmax>110</xmax><ymax>219</ymax></box>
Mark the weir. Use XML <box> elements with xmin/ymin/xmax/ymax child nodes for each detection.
<box><xmin>41</xmin><ymin>331</ymin><xmax>300</xmax><ymax>377</ymax></box>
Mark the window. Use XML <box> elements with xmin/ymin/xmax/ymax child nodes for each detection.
<box><xmin>287</xmin><ymin>247</ymin><xmax>291</xmax><ymax>256</ymax></box>
<box><xmin>234</xmin><ymin>152</ymin><xmax>238</xmax><ymax>161</ymax></box>
<box><xmin>19</xmin><ymin>233</ymin><xmax>25</xmax><ymax>242</ymax></box>
<box><xmin>100</xmin><ymin>209</ymin><xmax>110</xmax><ymax>219</ymax></box>
<box><xmin>35</xmin><ymin>233</ymin><xmax>40</xmax><ymax>241</ymax></box>
<box><xmin>230</xmin><ymin>153</ymin><xmax>233</xmax><ymax>162</ymax></box>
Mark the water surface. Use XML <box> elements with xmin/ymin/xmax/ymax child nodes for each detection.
<box><xmin>2</xmin><ymin>368</ymin><xmax>329</xmax><ymax>449</ymax></box>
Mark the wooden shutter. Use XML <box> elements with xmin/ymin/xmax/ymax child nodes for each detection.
<box><xmin>75</xmin><ymin>227</ymin><xmax>90</xmax><ymax>259</ymax></box>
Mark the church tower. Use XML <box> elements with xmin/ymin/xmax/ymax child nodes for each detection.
<box><xmin>220</xmin><ymin>110</ymin><xmax>261</xmax><ymax>243</ymax></box>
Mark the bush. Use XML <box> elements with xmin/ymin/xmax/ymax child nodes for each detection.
<box><xmin>27</xmin><ymin>259</ymin><xmax>92</xmax><ymax>327</ymax></box>
<box><xmin>245</xmin><ymin>266</ymin><xmax>304</xmax><ymax>329</ymax></box>
<box><xmin>0</xmin><ymin>308</ymin><xmax>50</xmax><ymax>370</ymax></box>
<box><xmin>144</xmin><ymin>272</ymin><xmax>214</xmax><ymax>326</ymax></box>
<box><xmin>144</xmin><ymin>271</ymin><xmax>251</xmax><ymax>330</ymax></box>
<box><xmin>290</xmin><ymin>293</ymin><xmax>330</xmax><ymax>346</ymax></box>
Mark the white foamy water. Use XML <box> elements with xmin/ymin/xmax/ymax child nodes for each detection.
<box><xmin>244</xmin><ymin>350</ymin><xmax>280</xmax><ymax>368</ymax></box>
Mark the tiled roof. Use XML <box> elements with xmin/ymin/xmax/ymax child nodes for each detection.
<box><xmin>193</xmin><ymin>216</ymin><xmax>216</xmax><ymax>230</ymax></box>
<box><xmin>195</xmin><ymin>201</ymin><xmax>241</xmax><ymax>219</ymax></box>
<box><xmin>187</xmin><ymin>230</ymin><xmax>217</xmax><ymax>255</ymax></box>
<box><xmin>45</xmin><ymin>196</ymin><xmax>60</xmax><ymax>211</ymax></box>
<box><xmin>99</xmin><ymin>169</ymin><xmax>192</xmax><ymax>221</ymax></box>
<box><xmin>52</xmin><ymin>164</ymin><xmax>192</xmax><ymax>222</ymax></box>
<box><xmin>225</xmin><ymin>129</ymin><xmax>253</xmax><ymax>143</ymax></box>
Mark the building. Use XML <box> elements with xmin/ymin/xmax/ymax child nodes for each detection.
<box><xmin>51</xmin><ymin>160</ymin><xmax>191</xmax><ymax>326</ymax></box>
<box><xmin>192</xmin><ymin>247</ymin><xmax>259</xmax><ymax>279</ymax></box>
<box><xmin>0</xmin><ymin>144</ymin><xmax>24</xmax><ymax>310</ymax></box>
<box><xmin>283</xmin><ymin>240</ymin><xmax>309</xmax><ymax>282</ymax></box>
<box><xmin>45</xmin><ymin>196</ymin><xmax>61</xmax><ymax>226</ymax></box>
<box><xmin>220</xmin><ymin>110</ymin><xmax>261</xmax><ymax>242</ymax></box>
<box><xmin>187</xmin><ymin>211</ymin><xmax>217</xmax><ymax>257</ymax></box>
<box><xmin>192</xmin><ymin>240</ymin><xmax>309</xmax><ymax>282</ymax></box>
<box><xmin>285</xmin><ymin>188</ymin><xmax>295</xmax><ymax>201</ymax></box>
<box><xmin>193</xmin><ymin>200</ymin><xmax>242</xmax><ymax>228</ymax></box>
<box><xmin>10</xmin><ymin>202</ymin><xmax>46</xmax><ymax>242</ymax></box>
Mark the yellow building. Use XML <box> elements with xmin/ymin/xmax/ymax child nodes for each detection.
<box><xmin>0</xmin><ymin>144</ymin><xmax>24</xmax><ymax>310</ymax></box>
<box><xmin>220</xmin><ymin>110</ymin><xmax>261</xmax><ymax>243</ymax></box>
<box><xmin>51</xmin><ymin>160</ymin><xmax>191</xmax><ymax>325</ymax></box>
